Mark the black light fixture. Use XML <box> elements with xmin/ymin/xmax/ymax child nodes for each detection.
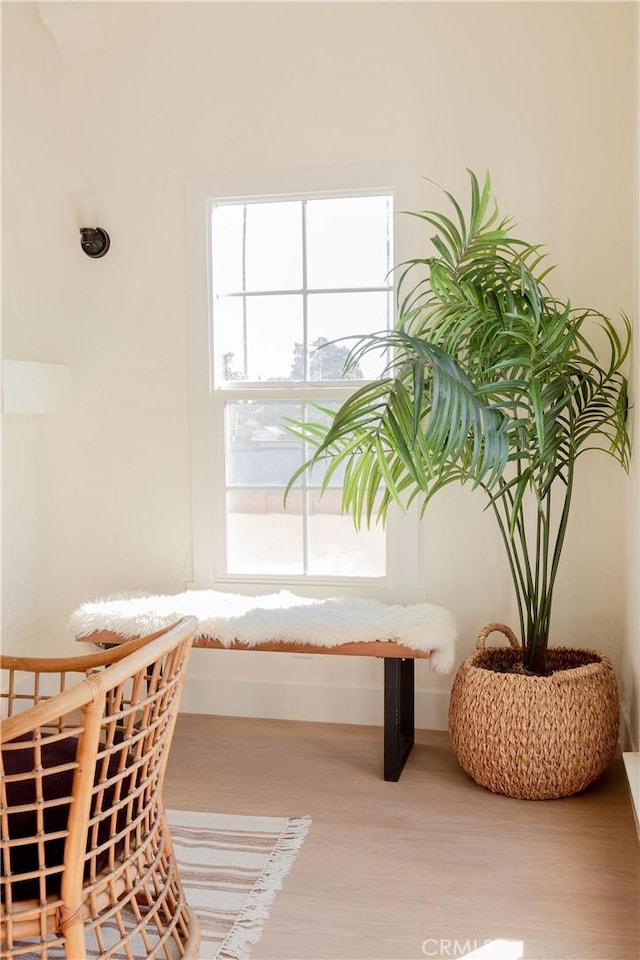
<box><xmin>80</xmin><ymin>226</ymin><xmax>110</xmax><ymax>258</ymax></box>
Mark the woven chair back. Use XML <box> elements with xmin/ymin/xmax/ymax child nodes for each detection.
<box><xmin>1</xmin><ymin>617</ymin><xmax>199</xmax><ymax>960</ymax></box>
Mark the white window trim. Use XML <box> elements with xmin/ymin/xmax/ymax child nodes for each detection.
<box><xmin>185</xmin><ymin>164</ymin><xmax>426</xmax><ymax>601</ymax></box>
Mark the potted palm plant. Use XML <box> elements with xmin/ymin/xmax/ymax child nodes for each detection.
<box><xmin>286</xmin><ymin>171</ymin><xmax>631</xmax><ymax>799</ymax></box>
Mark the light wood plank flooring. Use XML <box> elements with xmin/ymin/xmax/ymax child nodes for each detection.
<box><xmin>165</xmin><ymin>715</ymin><xmax>639</xmax><ymax>960</ymax></box>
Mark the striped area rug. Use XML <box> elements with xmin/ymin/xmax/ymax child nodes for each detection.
<box><xmin>167</xmin><ymin>809</ymin><xmax>312</xmax><ymax>959</ymax></box>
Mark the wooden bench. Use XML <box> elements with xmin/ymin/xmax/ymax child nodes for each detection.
<box><xmin>81</xmin><ymin>630</ymin><xmax>429</xmax><ymax>781</ymax></box>
<box><xmin>70</xmin><ymin>591</ymin><xmax>453</xmax><ymax>782</ymax></box>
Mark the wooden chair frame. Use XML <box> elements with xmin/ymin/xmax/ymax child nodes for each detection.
<box><xmin>1</xmin><ymin>618</ymin><xmax>200</xmax><ymax>960</ymax></box>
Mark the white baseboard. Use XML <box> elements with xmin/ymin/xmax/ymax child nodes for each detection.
<box><xmin>180</xmin><ymin>676</ymin><xmax>449</xmax><ymax>731</ymax></box>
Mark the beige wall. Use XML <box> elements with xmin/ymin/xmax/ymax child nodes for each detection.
<box><xmin>2</xmin><ymin>2</ymin><xmax>637</xmax><ymax>724</ymax></box>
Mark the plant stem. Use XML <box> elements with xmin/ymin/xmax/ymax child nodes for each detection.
<box><xmin>486</xmin><ymin>484</ymin><xmax>526</xmax><ymax>655</ymax></box>
<box><xmin>541</xmin><ymin>457</ymin><xmax>575</xmax><ymax>639</ymax></box>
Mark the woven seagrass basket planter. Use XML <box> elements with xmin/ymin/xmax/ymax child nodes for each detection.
<box><xmin>448</xmin><ymin>623</ymin><xmax>620</xmax><ymax>800</ymax></box>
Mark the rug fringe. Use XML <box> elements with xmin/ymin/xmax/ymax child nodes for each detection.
<box><xmin>216</xmin><ymin>815</ymin><xmax>312</xmax><ymax>960</ymax></box>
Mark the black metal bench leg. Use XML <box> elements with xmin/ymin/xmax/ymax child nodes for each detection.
<box><xmin>383</xmin><ymin>657</ymin><xmax>415</xmax><ymax>781</ymax></box>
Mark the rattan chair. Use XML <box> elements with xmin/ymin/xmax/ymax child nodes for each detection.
<box><xmin>1</xmin><ymin>617</ymin><xmax>200</xmax><ymax>960</ymax></box>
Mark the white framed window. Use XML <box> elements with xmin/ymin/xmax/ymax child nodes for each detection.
<box><xmin>186</xmin><ymin>165</ymin><xmax>424</xmax><ymax>599</ymax></box>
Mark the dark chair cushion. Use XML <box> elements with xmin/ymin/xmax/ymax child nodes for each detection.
<box><xmin>2</xmin><ymin>734</ymin><xmax>129</xmax><ymax>901</ymax></box>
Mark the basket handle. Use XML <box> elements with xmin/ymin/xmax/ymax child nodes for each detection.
<box><xmin>476</xmin><ymin>623</ymin><xmax>521</xmax><ymax>651</ymax></box>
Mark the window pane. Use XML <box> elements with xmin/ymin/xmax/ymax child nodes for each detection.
<box><xmin>212</xmin><ymin>201</ymin><xmax>303</xmax><ymax>294</ymax></box>
<box><xmin>307</xmin><ymin>490</ymin><xmax>386</xmax><ymax>576</ymax></box>
<box><xmin>307</xmin><ymin>291</ymin><xmax>391</xmax><ymax>380</ymax></box>
<box><xmin>217</xmin><ymin>294</ymin><xmax>303</xmax><ymax>382</ymax></box>
<box><xmin>306</xmin><ymin>195</ymin><xmax>392</xmax><ymax>289</ymax></box>
<box><xmin>245</xmin><ymin>202</ymin><xmax>303</xmax><ymax>291</ymax></box>
<box><xmin>216</xmin><ymin>295</ymin><xmax>245</xmax><ymax>381</ymax></box>
<box><xmin>226</xmin><ymin>401</ymin><xmax>303</xmax><ymax>486</ymax></box>
<box><xmin>227</xmin><ymin>488</ymin><xmax>303</xmax><ymax>575</ymax></box>
<box><xmin>211</xmin><ymin>204</ymin><xmax>244</xmax><ymax>294</ymax></box>
<box><xmin>249</xmin><ymin>295</ymin><xmax>301</xmax><ymax>381</ymax></box>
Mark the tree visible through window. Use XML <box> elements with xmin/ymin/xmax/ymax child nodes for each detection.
<box><xmin>290</xmin><ymin>338</ymin><xmax>363</xmax><ymax>382</ymax></box>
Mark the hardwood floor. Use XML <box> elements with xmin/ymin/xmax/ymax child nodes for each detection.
<box><xmin>165</xmin><ymin>714</ymin><xmax>639</xmax><ymax>960</ymax></box>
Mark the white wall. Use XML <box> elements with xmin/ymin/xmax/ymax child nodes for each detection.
<box><xmin>2</xmin><ymin>2</ymin><xmax>637</xmax><ymax>726</ymax></box>
<box><xmin>622</xmin><ymin>2</ymin><xmax>640</xmax><ymax>754</ymax></box>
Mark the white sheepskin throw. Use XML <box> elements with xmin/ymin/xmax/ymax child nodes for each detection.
<box><xmin>69</xmin><ymin>590</ymin><xmax>457</xmax><ymax>674</ymax></box>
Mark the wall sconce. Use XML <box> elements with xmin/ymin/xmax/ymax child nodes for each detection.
<box><xmin>79</xmin><ymin>226</ymin><xmax>110</xmax><ymax>258</ymax></box>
